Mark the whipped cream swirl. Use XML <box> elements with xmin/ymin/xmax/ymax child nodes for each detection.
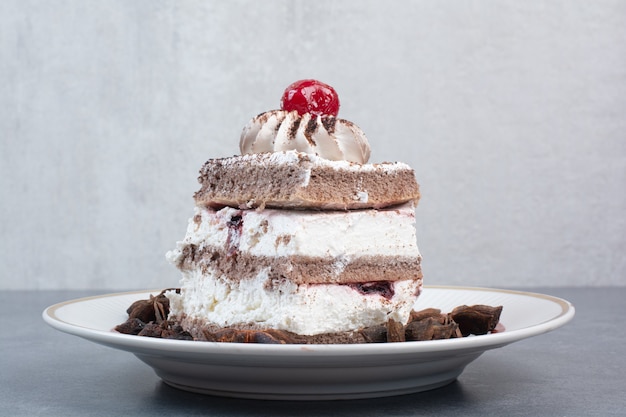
<box><xmin>239</xmin><ymin>110</ymin><xmax>371</xmax><ymax>164</ymax></box>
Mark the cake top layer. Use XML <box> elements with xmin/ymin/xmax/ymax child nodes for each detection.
<box><xmin>196</xmin><ymin>80</ymin><xmax>420</xmax><ymax>210</ymax></box>
<box><xmin>194</xmin><ymin>150</ymin><xmax>420</xmax><ymax>210</ymax></box>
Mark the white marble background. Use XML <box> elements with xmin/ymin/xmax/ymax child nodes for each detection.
<box><xmin>1</xmin><ymin>1</ymin><xmax>625</xmax><ymax>290</ymax></box>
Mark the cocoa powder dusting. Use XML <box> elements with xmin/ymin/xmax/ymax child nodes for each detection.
<box><xmin>321</xmin><ymin>116</ymin><xmax>336</xmax><ymax>134</ymax></box>
<box><xmin>303</xmin><ymin>118</ymin><xmax>319</xmax><ymax>146</ymax></box>
<box><xmin>288</xmin><ymin>118</ymin><xmax>301</xmax><ymax>140</ymax></box>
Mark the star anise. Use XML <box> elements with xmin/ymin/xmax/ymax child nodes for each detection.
<box><xmin>125</xmin><ymin>288</ymin><xmax>177</xmax><ymax>324</ymax></box>
<box><xmin>115</xmin><ymin>289</ymin><xmax>192</xmax><ymax>340</ymax></box>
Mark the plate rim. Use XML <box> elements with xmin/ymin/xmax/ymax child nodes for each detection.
<box><xmin>42</xmin><ymin>285</ymin><xmax>575</xmax><ymax>357</ymax></box>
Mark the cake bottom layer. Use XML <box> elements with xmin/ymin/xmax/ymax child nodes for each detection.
<box><xmin>170</xmin><ymin>316</ymin><xmax>376</xmax><ymax>344</ymax></box>
<box><xmin>166</xmin><ymin>268</ymin><xmax>422</xmax><ymax>336</ymax></box>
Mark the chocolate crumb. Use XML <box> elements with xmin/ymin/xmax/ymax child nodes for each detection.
<box><xmin>450</xmin><ymin>305</ymin><xmax>503</xmax><ymax>336</ymax></box>
<box><xmin>408</xmin><ymin>308</ymin><xmax>442</xmax><ymax>322</ymax></box>
<box><xmin>359</xmin><ymin>325</ymin><xmax>387</xmax><ymax>343</ymax></box>
<box><xmin>405</xmin><ymin>314</ymin><xmax>461</xmax><ymax>341</ymax></box>
<box><xmin>137</xmin><ymin>322</ymin><xmax>165</xmax><ymax>338</ymax></box>
<box><xmin>114</xmin><ymin>317</ymin><xmax>146</xmax><ymax>335</ymax></box>
<box><xmin>161</xmin><ymin>323</ymin><xmax>194</xmax><ymax>340</ymax></box>
<box><xmin>386</xmin><ymin>318</ymin><xmax>406</xmax><ymax>342</ymax></box>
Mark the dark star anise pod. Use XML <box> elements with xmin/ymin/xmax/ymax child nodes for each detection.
<box><xmin>125</xmin><ymin>289</ymin><xmax>177</xmax><ymax>324</ymax></box>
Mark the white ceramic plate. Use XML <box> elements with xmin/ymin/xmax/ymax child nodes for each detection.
<box><xmin>43</xmin><ymin>286</ymin><xmax>574</xmax><ymax>400</ymax></box>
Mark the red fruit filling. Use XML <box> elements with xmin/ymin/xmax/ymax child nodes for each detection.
<box><xmin>280</xmin><ymin>79</ymin><xmax>340</xmax><ymax>117</ymax></box>
<box><xmin>348</xmin><ymin>281</ymin><xmax>395</xmax><ymax>300</ymax></box>
<box><xmin>226</xmin><ymin>213</ymin><xmax>243</xmax><ymax>258</ymax></box>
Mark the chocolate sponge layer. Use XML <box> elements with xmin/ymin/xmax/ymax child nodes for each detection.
<box><xmin>194</xmin><ymin>151</ymin><xmax>420</xmax><ymax>210</ymax></box>
<box><xmin>175</xmin><ymin>245</ymin><xmax>423</xmax><ymax>285</ymax></box>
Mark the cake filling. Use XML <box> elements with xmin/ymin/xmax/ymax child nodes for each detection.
<box><xmin>166</xmin><ymin>203</ymin><xmax>422</xmax><ymax>285</ymax></box>
<box><xmin>166</xmin><ymin>269</ymin><xmax>420</xmax><ymax>336</ymax></box>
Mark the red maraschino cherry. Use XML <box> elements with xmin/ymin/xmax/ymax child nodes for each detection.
<box><xmin>280</xmin><ymin>79</ymin><xmax>340</xmax><ymax>117</ymax></box>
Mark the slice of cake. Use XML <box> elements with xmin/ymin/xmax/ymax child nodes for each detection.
<box><xmin>165</xmin><ymin>79</ymin><xmax>424</xmax><ymax>343</ymax></box>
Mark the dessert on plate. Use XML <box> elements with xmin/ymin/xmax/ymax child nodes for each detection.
<box><xmin>116</xmin><ymin>80</ymin><xmax>502</xmax><ymax>343</ymax></box>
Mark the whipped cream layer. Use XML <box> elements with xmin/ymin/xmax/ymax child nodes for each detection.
<box><xmin>166</xmin><ymin>269</ymin><xmax>420</xmax><ymax>336</ymax></box>
<box><xmin>170</xmin><ymin>203</ymin><xmax>419</xmax><ymax>260</ymax></box>
<box><xmin>240</xmin><ymin>110</ymin><xmax>371</xmax><ymax>164</ymax></box>
<box><xmin>166</xmin><ymin>203</ymin><xmax>422</xmax><ymax>285</ymax></box>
